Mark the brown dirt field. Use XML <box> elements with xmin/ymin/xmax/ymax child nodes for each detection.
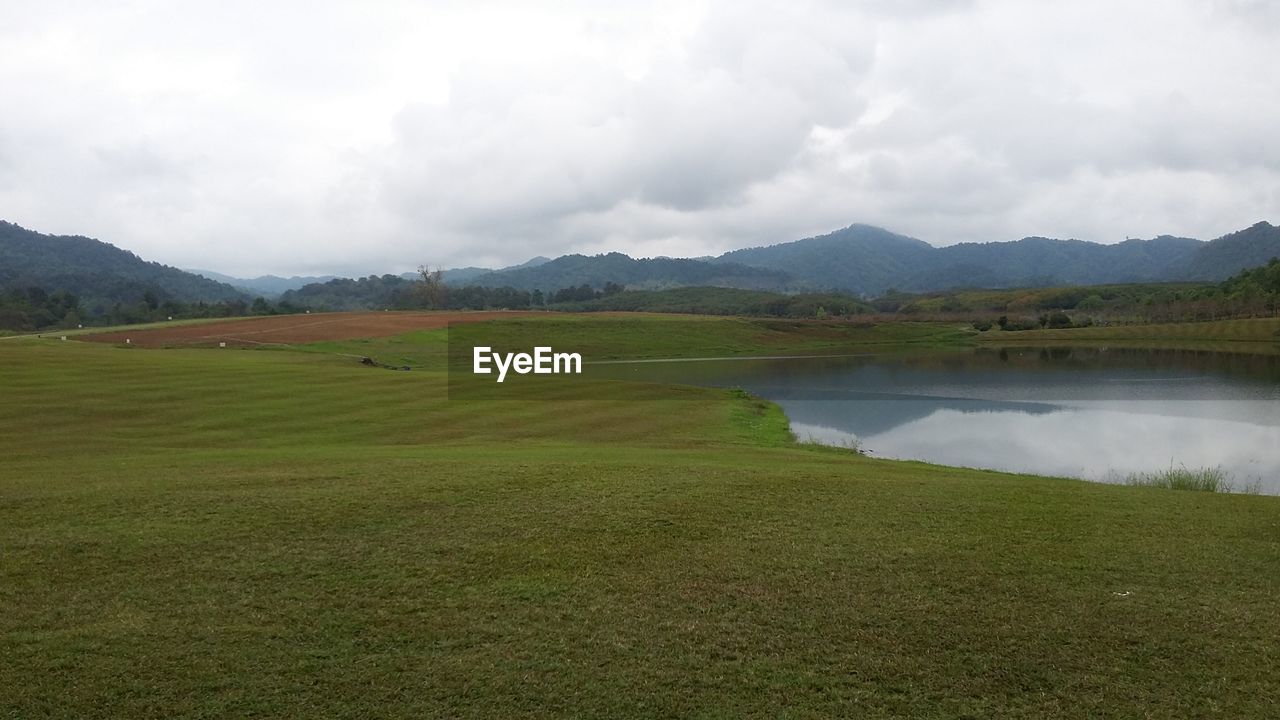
<box><xmin>80</xmin><ymin>311</ymin><xmax>546</xmax><ymax>347</ymax></box>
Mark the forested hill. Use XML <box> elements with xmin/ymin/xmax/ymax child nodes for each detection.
<box><xmin>461</xmin><ymin>252</ymin><xmax>793</xmax><ymax>293</ymax></box>
<box><xmin>714</xmin><ymin>224</ymin><xmax>935</xmax><ymax>293</ymax></box>
<box><xmin>278</xmin><ymin>275</ymin><xmax>418</xmax><ymax>312</ymax></box>
<box><xmin>0</xmin><ymin>220</ymin><xmax>247</xmax><ymax>311</ymax></box>
<box><xmin>712</xmin><ymin>222</ymin><xmax>1278</xmax><ymax>294</ymax></box>
<box><xmin>1183</xmin><ymin>221</ymin><xmax>1280</xmax><ymax>280</ymax></box>
<box><xmin>457</xmin><ymin>221</ymin><xmax>1280</xmax><ymax>295</ymax></box>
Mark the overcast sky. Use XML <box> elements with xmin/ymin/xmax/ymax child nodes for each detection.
<box><xmin>2</xmin><ymin>0</ymin><xmax>1278</xmax><ymax>277</ymax></box>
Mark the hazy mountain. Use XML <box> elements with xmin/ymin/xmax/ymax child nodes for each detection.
<box><xmin>504</xmin><ymin>255</ymin><xmax>552</xmax><ymax>270</ymax></box>
<box><xmin>190</xmin><ymin>257</ymin><xmax>556</xmax><ymax>298</ymax></box>
<box><xmin>461</xmin><ymin>252</ymin><xmax>793</xmax><ymax>292</ymax></box>
<box><xmin>189</xmin><ymin>269</ymin><xmax>339</xmax><ymax>297</ymax></box>
<box><xmin>711</xmin><ymin>222</ymin><xmax>1276</xmax><ymax>294</ymax></box>
<box><xmin>714</xmin><ymin>225</ymin><xmax>1214</xmax><ymax>294</ymax></box>
<box><xmin>435</xmin><ymin>267</ymin><xmax>490</xmax><ymax>284</ymax></box>
<box><xmin>0</xmin><ymin>221</ymin><xmax>247</xmax><ymax>307</ymax></box>
<box><xmin>453</xmin><ymin>221</ymin><xmax>1278</xmax><ymax>296</ymax></box>
<box><xmin>401</xmin><ymin>256</ymin><xmax>554</xmax><ymax>285</ymax></box>
<box><xmin>11</xmin><ymin>215</ymin><xmax>1278</xmax><ymax>313</ymax></box>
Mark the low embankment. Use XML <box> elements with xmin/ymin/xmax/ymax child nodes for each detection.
<box><xmin>978</xmin><ymin>316</ymin><xmax>1280</xmax><ymax>346</ymax></box>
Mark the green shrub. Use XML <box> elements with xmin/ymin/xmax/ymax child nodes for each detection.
<box><xmin>1124</xmin><ymin>466</ymin><xmax>1243</xmax><ymax>493</ymax></box>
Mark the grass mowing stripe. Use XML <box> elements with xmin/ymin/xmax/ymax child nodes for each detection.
<box><xmin>2</xmin><ymin>316</ymin><xmax>1279</xmax><ymax>718</ymax></box>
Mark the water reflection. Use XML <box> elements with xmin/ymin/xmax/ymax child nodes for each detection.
<box><xmin>790</xmin><ymin>406</ymin><xmax>1280</xmax><ymax>492</ymax></box>
<box><xmin>597</xmin><ymin>346</ymin><xmax>1280</xmax><ymax>493</ymax></box>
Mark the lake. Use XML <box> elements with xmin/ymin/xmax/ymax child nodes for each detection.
<box><xmin>596</xmin><ymin>346</ymin><xmax>1280</xmax><ymax>494</ymax></box>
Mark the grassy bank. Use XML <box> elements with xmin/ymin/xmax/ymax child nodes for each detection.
<box><xmin>3</xmin><ymin>317</ymin><xmax>1279</xmax><ymax>718</ymax></box>
<box><xmin>1124</xmin><ymin>466</ymin><xmax>1245</xmax><ymax>493</ymax></box>
<box><xmin>978</xmin><ymin>317</ymin><xmax>1280</xmax><ymax>345</ymax></box>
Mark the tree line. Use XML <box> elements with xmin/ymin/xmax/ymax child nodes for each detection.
<box><xmin>0</xmin><ymin>283</ymin><xmax>311</xmax><ymax>332</ymax></box>
<box><xmin>4</xmin><ymin>257</ymin><xmax>1277</xmax><ymax>332</ymax></box>
<box><xmin>878</xmin><ymin>258</ymin><xmax>1280</xmax><ymax>327</ymax></box>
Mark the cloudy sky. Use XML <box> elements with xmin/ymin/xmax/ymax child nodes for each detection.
<box><xmin>2</xmin><ymin>0</ymin><xmax>1278</xmax><ymax>276</ymax></box>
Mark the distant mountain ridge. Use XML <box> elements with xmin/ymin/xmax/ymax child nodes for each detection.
<box><xmin>189</xmin><ymin>269</ymin><xmax>340</xmax><ymax>297</ymax></box>
<box><xmin>461</xmin><ymin>252</ymin><xmax>791</xmax><ymax>292</ymax></box>
<box><xmin>398</xmin><ymin>256</ymin><xmax>554</xmax><ymax>285</ymax></box>
<box><xmin>189</xmin><ymin>257</ymin><xmax>556</xmax><ymax>297</ymax></box>
<box><xmin>6</xmin><ymin>218</ymin><xmax>1279</xmax><ymax>311</ymax></box>
<box><xmin>456</xmin><ymin>221</ymin><xmax>1280</xmax><ymax>295</ymax></box>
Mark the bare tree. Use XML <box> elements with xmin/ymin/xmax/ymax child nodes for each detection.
<box><xmin>417</xmin><ymin>264</ymin><xmax>447</xmax><ymax>309</ymax></box>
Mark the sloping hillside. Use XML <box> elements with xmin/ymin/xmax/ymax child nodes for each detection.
<box><xmin>1178</xmin><ymin>221</ymin><xmax>1280</xmax><ymax>280</ymax></box>
<box><xmin>715</xmin><ymin>224</ymin><xmax>935</xmax><ymax>294</ymax></box>
<box><xmin>1</xmin><ymin>221</ymin><xmax>247</xmax><ymax>308</ymax></box>
<box><xmin>711</xmin><ymin>222</ymin><xmax>1274</xmax><ymax>294</ymax></box>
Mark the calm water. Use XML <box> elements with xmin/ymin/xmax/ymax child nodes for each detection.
<box><xmin>596</xmin><ymin>346</ymin><xmax>1280</xmax><ymax>493</ymax></box>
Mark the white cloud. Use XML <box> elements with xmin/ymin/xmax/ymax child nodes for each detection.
<box><xmin>0</xmin><ymin>0</ymin><xmax>1276</xmax><ymax>275</ymax></box>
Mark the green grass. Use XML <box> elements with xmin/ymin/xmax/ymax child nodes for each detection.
<box><xmin>1127</xmin><ymin>466</ymin><xmax>1228</xmax><ymax>492</ymax></box>
<box><xmin>303</xmin><ymin>316</ymin><xmax>974</xmax><ymax>369</ymax></box>
<box><xmin>3</xmin><ymin>317</ymin><xmax>1280</xmax><ymax>718</ymax></box>
<box><xmin>1125</xmin><ymin>466</ymin><xmax>1262</xmax><ymax>494</ymax></box>
<box><xmin>898</xmin><ymin>282</ymin><xmax>1214</xmax><ymax>315</ymax></box>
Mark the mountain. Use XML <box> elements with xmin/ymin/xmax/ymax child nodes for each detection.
<box><xmin>0</xmin><ymin>221</ymin><xmax>247</xmax><ymax>310</ymax></box>
<box><xmin>715</xmin><ymin>224</ymin><xmax>935</xmax><ymax>294</ymax></box>
<box><xmin>400</xmin><ymin>256</ymin><xmax>554</xmax><ymax>285</ymax></box>
<box><xmin>913</xmin><ymin>234</ymin><xmax>1205</xmax><ymax>291</ymax></box>
<box><xmin>461</xmin><ymin>252</ymin><xmax>793</xmax><ymax>292</ymax></box>
<box><xmin>715</xmin><ymin>225</ymin><xmax>1212</xmax><ymax>294</ymax></box>
<box><xmin>452</xmin><ymin>221</ymin><xmax>1277</xmax><ymax>296</ymax></box>
<box><xmin>14</xmin><ymin>214</ymin><xmax>1273</xmax><ymax>321</ymax></box>
<box><xmin>194</xmin><ymin>257</ymin><xmax>557</xmax><ymax>297</ymax></box>
<box><xmin>711</xmin><ymin>222</ymin><xmax>1277</xmax><ymax>295</ymax></box>
<box><xmin>503</xmin><ymin>255</ymin><xmax>552</xmax><ymax>271</ymax></box>
<box><xmin>189</xmin><ymin>269</ymin><xmax>339</xmax><ymax>297</ymax></box>
<box><xmin>1177</xmin><ymin>221</ymin><xmax>1280</xmax><ymax>280</ymax></box>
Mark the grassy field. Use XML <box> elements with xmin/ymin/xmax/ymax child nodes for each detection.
<box><xmin>298</xmin><ymin>316</ymin><xmax>974</xmax><ymax>370</ymax></box>
<box><xmin>3</xmin><ymin>316</ymin><xmax>1279</xmax><ymax>718</ymax></box>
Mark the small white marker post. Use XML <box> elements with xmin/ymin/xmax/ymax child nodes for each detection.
<box><xmin>60</xmin><ymin>336</ymin><xmax>67</xmax><ymax>341</ymax></box>
<box><xmin>125</xmin><ymin>339</ymin><xmax>131</xmax><ymax>344</ymax></box>
<box><xmin>219</xmin><ymin>342</ymin><xmax>226</xmax><ymax>348</ymax></box>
